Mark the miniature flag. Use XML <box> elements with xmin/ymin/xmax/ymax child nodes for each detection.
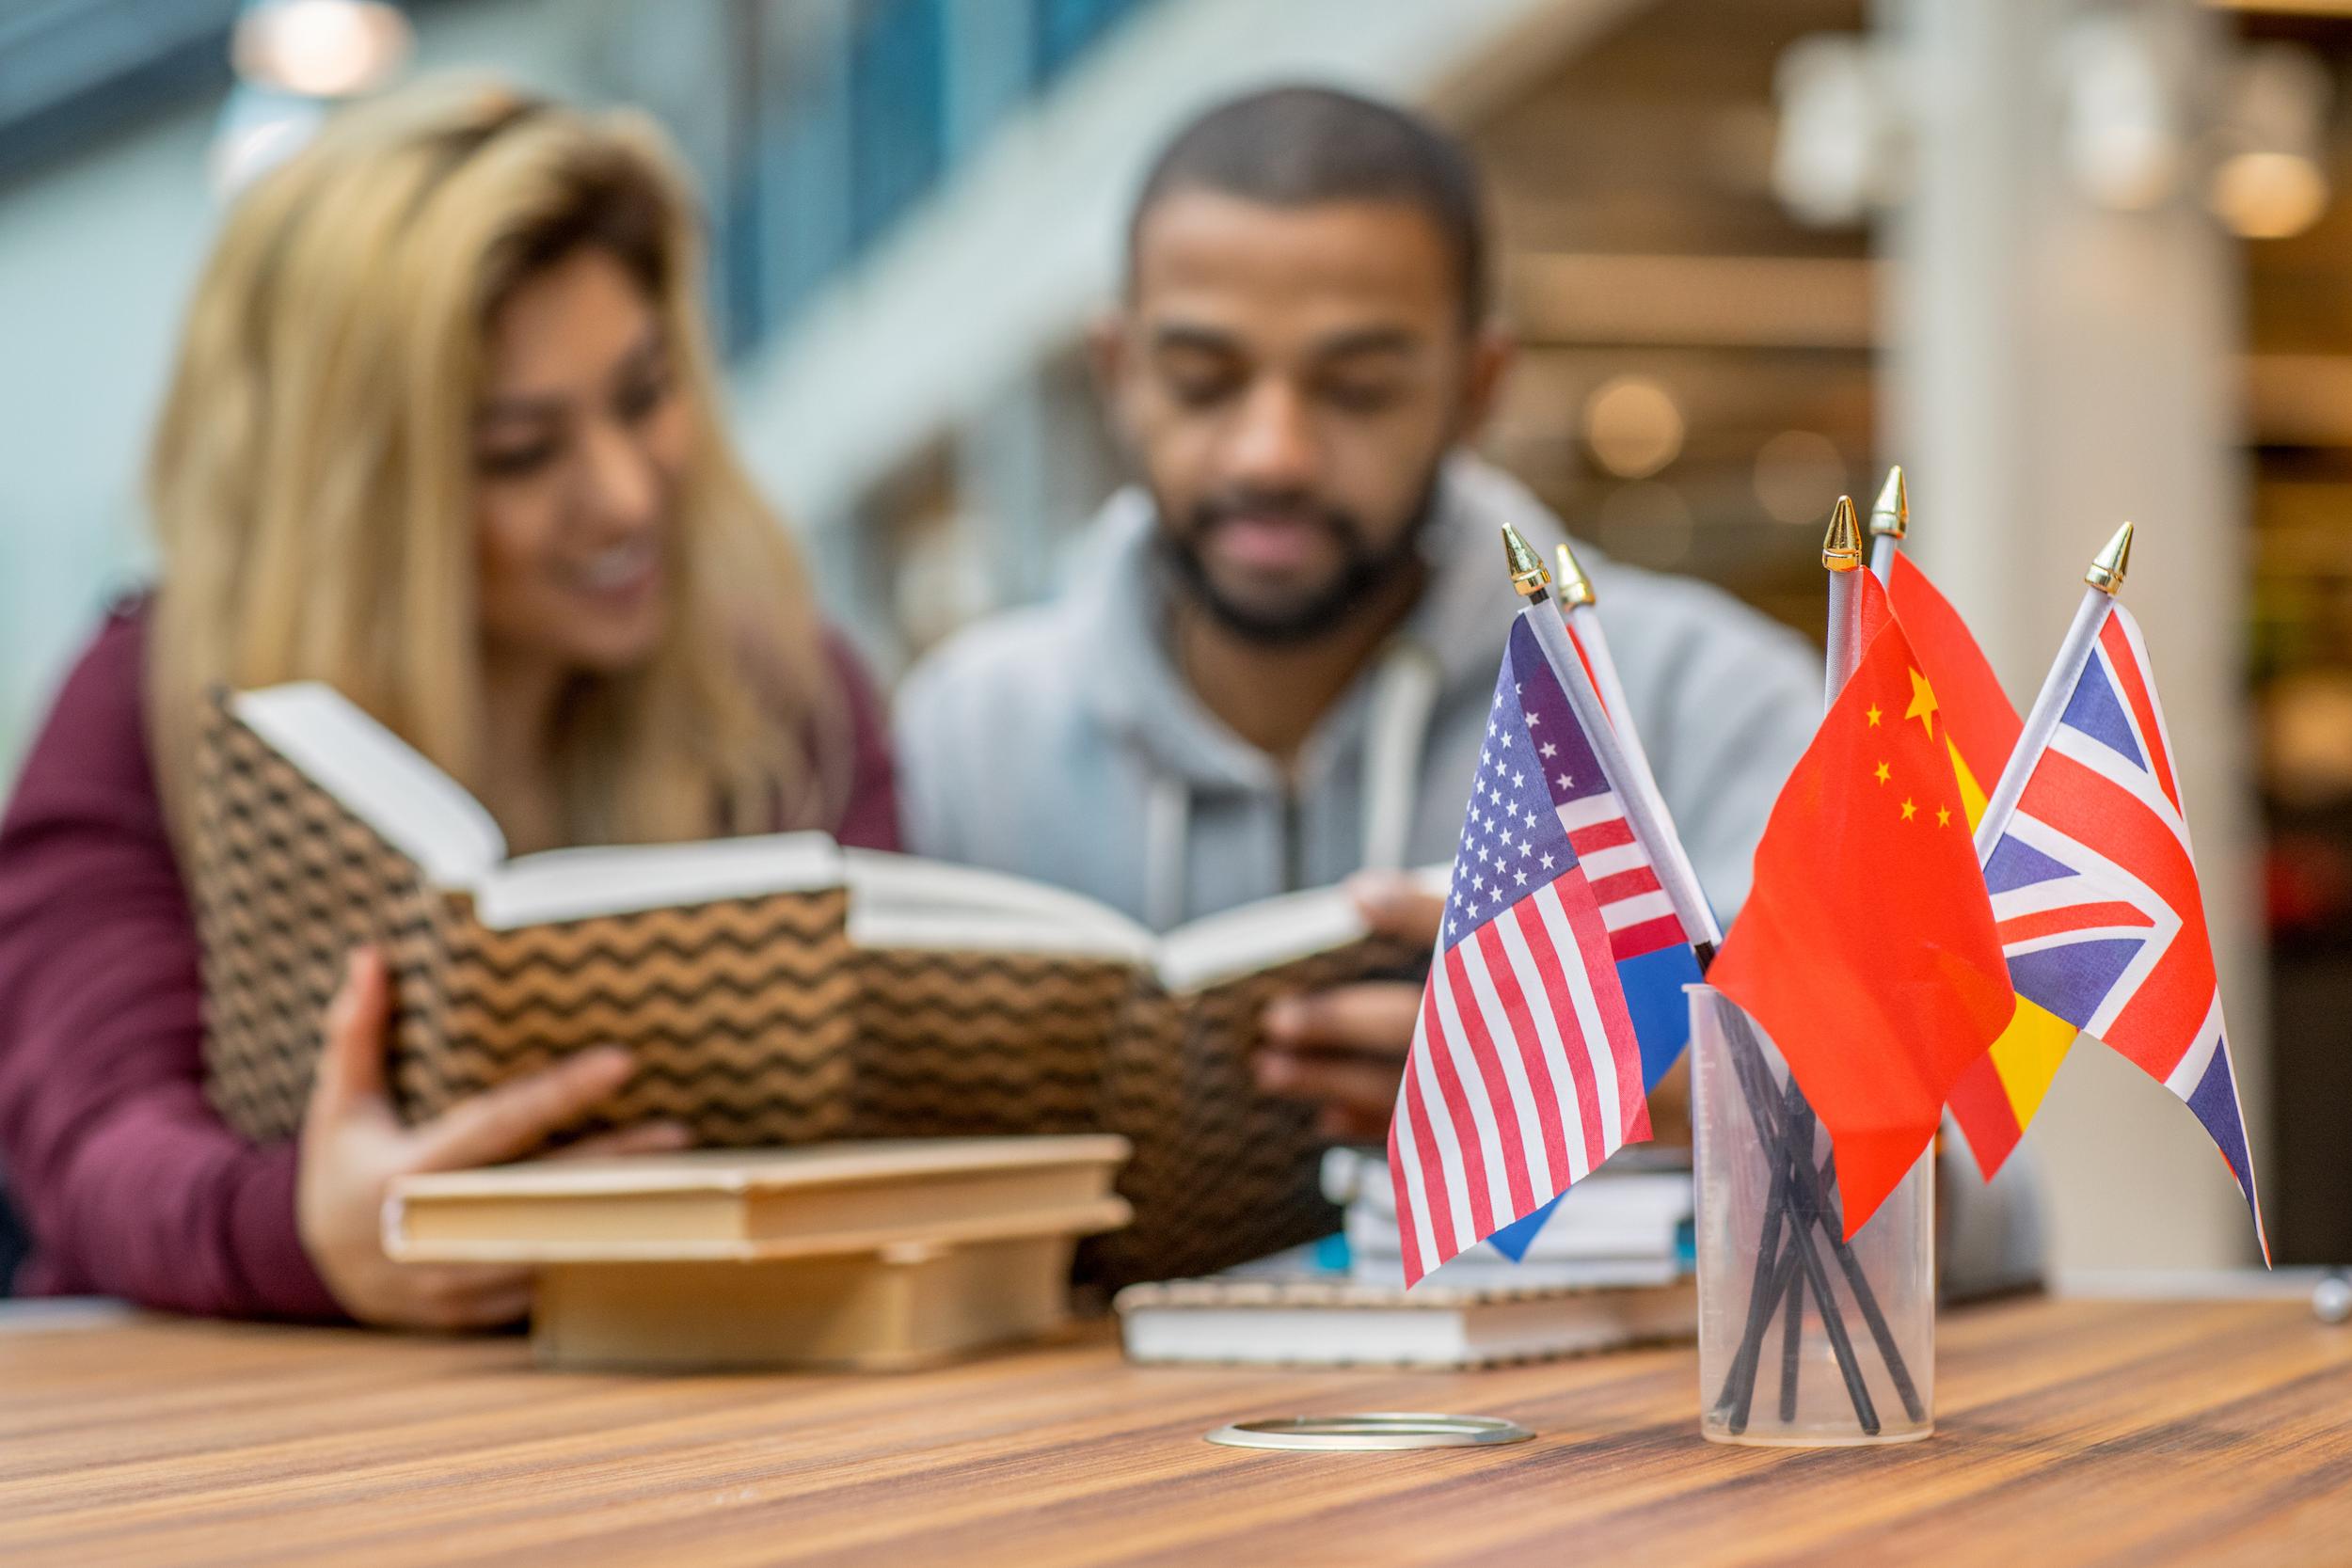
<box><xmin>1710</xmin><ymin>571</ymin><xmax>2016</xmax><ymax>1238</ymax></box>
<box><xmin>1979</xmin><ymin>600</ymin><xmax>2268</xmax><ymax>1258</ymax></box>
<box><xmin>1388</xmin><ymin>614</ymin><xmax>1692</xmax><ymax>1286</ymax></box>
<box><xmin>1883</xmin><ymin>554</ymin><xmax>2074</xmax><ymax>1178</ymax></box>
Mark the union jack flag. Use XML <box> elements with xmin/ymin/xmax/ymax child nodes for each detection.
<box><xmin>1389</xmin><ymin>614</ymin><xmax>1699</xmax><ymax>1286</ymax></box>
<box><xmin>1981</xmin><ymin>601</ymin><xmax>2267</xmax><ymax>1258</ymax></box>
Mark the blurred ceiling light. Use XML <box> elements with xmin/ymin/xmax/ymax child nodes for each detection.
<box><xmin>1582</xmin><ymin>375</ymin><xmax>1685</xmax><ymax>481</ymax></box>
<box><xmin>233</xmin><ymin>0</ymin><xmax>413</xmax><ymax>99</ymax></box>
<box><xmin>1596</xmin><ymin>483</ymin><xmax>1696</xmax><ymax>570</ymax></box>
<box><xmin>2059</xmin><ymin>13</ymin><xmax>2189</xmax><ymax>212</ymax></box>
<box><xmin>1772</xmin><ymin>35</ymin><xmax>1903</xmax><ymax>226</ymax></box>
<box><xmin>1753</xmin><ymin>430</ymin><xmax>1848</xmax><ymax>526</ymax></box>
<box><xmin>2208</xmin><ymin>44</ymin><xmax>2333</xmax><ymax>239</ymax></box>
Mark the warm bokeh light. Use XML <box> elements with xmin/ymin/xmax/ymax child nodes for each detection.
<box><xmin>2210</xmin><ymin>150</ymin><xmax>2329</xmax><ymax>239</ymax></box>
<box><xmin>1582</xmin><ymin>375</ymin><xmax>1686</xmax><ymax>481</ymax></box>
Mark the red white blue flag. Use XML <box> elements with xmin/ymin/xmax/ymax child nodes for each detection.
<box><xmin>1388</xmin><ymin>613</ymin><xmax>1698</xmax><ymax>1286</ymax></box>
<box><xmin>1980</xmin><ymin>600</ymin><xmax>2267</xmax><ymax>1259</ymax></box>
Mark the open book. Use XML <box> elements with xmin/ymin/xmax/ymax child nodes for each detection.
<box><xmin>191</xmin><ymin>683</ymin><xmax>1438</xmax><ymax>1284</ymax></box>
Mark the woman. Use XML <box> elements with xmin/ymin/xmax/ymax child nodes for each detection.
<box><xmin>0</xmin><ymin>82</ymin><xmax>897</xmax><ymax>1328</ymax></box>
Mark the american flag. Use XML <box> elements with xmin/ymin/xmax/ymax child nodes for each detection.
<box><xmin>1981</xmin><ymin>600</ymin><xmax>2266</xmax><ymax>1259</ymax></box>
<box><xmin>1388</xmin><ymin>614</ymin><xmax>1694</xmax><ymax>1287</ymax></box>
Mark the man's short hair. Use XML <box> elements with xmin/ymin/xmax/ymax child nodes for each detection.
<box><xmin>1127</xmin><ymin>84</ymin><xmax>1490</xmax><ymax>327</ymax></box>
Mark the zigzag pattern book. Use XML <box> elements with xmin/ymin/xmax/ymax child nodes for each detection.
<box><xmin>192</xmin><ymin>684</ymin><xmax>1436</xmax><ymax>1284</ymax></box>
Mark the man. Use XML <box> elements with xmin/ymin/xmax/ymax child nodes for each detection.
<box><xmin>896</xmin><ymin>84</ymin><xmax>1832</xmax><ymax>1147</ymax></box>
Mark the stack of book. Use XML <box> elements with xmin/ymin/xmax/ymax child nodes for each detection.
<box><xmin>387</xmin><ymin>1135</ymin><xmax>1132</xmax><ymax>1371</ymax></box>
<box><xmin>1320</xmin><ymin>1146</ymin><xmax>1692</xmax><ymax>1290</ymax></box>
<box><xmin>1114</xmin><ymin>1149</ymin><xmax>1694</xmax><ymax>1369</ymax></box>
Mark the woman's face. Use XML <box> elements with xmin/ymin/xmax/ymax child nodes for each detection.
<box><xmin>472</xmin><ymin>246</ymin><xmax>688</xmax><ymax>679</ymax></box>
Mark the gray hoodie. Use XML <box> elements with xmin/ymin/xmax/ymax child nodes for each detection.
<box><xmin>897</xmin><ymin>456</ymin><xmax>1820</xmax><ymax>929</ymax></box>
<box><xmin>894</xmin><ymin>453</ymin><xmax>2042</xmax><ymax>1298</ymax></box>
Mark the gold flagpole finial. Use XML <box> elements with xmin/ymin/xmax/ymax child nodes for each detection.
<box><xmin>1869</xmin><ymin>465</ymin><xmax>1909</xmax><ymax>541</ymax></box>
<box><xmin>1821</xmin><ymin>496</ymin><xmax>1864</xmax><ymax>572</ymax></box>
<box><xmin>1502</xmin><ymin>523</ymin><xmax>1551</xmax><ymax>598</ymax></box>
<box><xmin>2085</xmin><ymin>520</ymin><xmax>2135</xmax><ymax>595</ymax></box>
<box><xmin>1552</xmin><ymin>541</ymin><xmax>1597</xmax><ymax>609</ymax></box>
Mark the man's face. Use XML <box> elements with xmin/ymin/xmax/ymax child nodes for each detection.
<box><xmin>1101</xmin><ymin>190</ymin><xmax>1505</xmax><ymax>643</ymax></box>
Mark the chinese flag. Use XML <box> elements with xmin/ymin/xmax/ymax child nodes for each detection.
<box><xmin>1711</xmin><ymin>571</ymin><xmax>2016</xmax><ymax>1237</ymax></box>
<box><xmin>1885</xmin><ymin>554</ymin><xmax>2079</xmax><ymax>1179</ymax></box>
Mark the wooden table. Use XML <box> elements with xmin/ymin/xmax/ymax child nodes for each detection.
<box><xmin>4</xmin><ymin>1295</ymin><xmax>2348</xmax><ymax>1567</ymax></box>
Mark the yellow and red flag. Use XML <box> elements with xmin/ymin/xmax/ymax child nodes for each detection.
<box><xmin>1711</xmin><ymin>572</ymin><xmax>2015</xmax><ymax>1236</ymax></box>
<box><xmin>1884</xmin><ymin>554</ymin><xmax>2079</xmax><ymax>1178</ymax></box>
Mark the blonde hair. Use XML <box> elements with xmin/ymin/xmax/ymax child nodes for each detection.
<box><xmin>148</xmin><ymin>78</ymin><xmax>846</xmax><ymax>848</ymax></box>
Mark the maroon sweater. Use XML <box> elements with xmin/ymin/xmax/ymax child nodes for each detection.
<box><xmin>0</xmin><ymin>600</ymin><xmax>899</xmax><ymax>1318</ymax></box>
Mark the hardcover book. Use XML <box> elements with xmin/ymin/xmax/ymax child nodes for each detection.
<box><xmin>191</xmin><ymin>684</ymin><xmax>1434</xmax><ymax>1284</ymax></box>
<box><xmin>386</xmin><ymin>1136</ymin><xmax>1135</xmax><ymax>1370</ymax></box>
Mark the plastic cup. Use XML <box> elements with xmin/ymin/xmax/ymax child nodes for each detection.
<box><xmin>1689</xmin><ymin>983</ymin><xmax>1933</xmax><ymax>1446</ymax></box>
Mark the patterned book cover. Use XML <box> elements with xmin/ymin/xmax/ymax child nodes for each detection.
<box><xmin>192</xmin><ymin>697</ymin><xmax>859</xmax><ymax>1148</ymax></box>
<box><xmin>846</xmin><ymin>945</ymin><xmax>1133</xmax><ymax>1139</ymax></box>
<box><xmin>1088</xmin><ymin>931</ymin><xmax>1430</xmax><ymax>1290</ymax></box>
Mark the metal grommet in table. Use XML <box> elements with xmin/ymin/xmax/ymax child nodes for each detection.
<box><xmin>1203</xmin><ymin>1413</ymin><xmax>1535</xmax><ymax>1451</ymax></box>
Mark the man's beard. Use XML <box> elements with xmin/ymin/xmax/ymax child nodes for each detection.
<box><xmin>1155</xmin><ymin>467</ymin><xmax>1444</xmax><ymax>646</ymax></box>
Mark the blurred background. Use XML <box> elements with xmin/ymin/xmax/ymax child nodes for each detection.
<box><xmin>3</xmin><ymin>0</ymin><xmax>2347</xmax><ymax>1284</ymax></box>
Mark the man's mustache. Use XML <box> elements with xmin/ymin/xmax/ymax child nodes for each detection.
<box><xmin>1189</xmin><ymin>496</ymin><xmax>1363</xmax><ymax>544</ymax></box>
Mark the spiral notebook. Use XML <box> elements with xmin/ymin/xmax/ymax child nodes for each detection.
<box><xmin>189</xmin><ymin>682</ymin><xmax>1436</xmax><ymax>1283</ymax></box>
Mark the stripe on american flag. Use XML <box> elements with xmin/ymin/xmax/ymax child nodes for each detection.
<box><xmin>1556</xmin><ymin>793</ymin><xmax>1683</xmax><ymax>958</ymax></box>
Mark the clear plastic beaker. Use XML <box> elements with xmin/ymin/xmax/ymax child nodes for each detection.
<box><xmin>1689</xmin><ymin>983</ymin><xmax>1933</xmax><ymax>1446</ymax></box>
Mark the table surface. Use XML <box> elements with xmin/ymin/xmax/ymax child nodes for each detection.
<box><xmin>4</xmin><ymin>1294</ymin><xmax>2349</xmax><ymax>1568</ymax></box>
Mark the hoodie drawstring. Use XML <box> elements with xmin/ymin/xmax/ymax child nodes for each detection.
<box><xmin>1136</xmin><ymin>638</ymin><xmax>1442</xmax><ymax>931</ymax></box>
<box><xmin>1359</xmin><ymin>640</ymin><xmax>1443</xmax><ymax>874</ymax></box>
<box><xmin>1142</xmin><ymin>772</ymin><xmax>1191</xmax><ymax>932</ymax></box>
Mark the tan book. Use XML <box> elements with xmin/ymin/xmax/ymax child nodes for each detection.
<box><xmin>387</xmin><ymin>1136</ymin><xmax>1131</xmax><ymax>1370</ymax></box>
<box><xmin>194</xmin><ymin>683</ymin><xmax>1438</xmax><ymax>1286</ymax></box>
<box><xmin>1115</xmin><ymin>1243</ymin><xmax>1698</xmax><ymax>1370</ymax></box>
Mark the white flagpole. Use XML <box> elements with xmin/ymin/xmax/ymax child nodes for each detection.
<box><xmin>1969</xmin><ymin>522</ymin><xmax>2135</xmax><ymax>865</ymax></box>
<box><xmin>1822</xmin><ymin>497</ymin><xmax>1866</xmax><ymax>705</ymax></box>
<box><xmin>1551</xmin><ymin>539</ymin><xmax>1719</xmax><ymax>949</ymax></box>
<box><xmin>1867</xmin><ymin>465</ymin><xmax>1907</xmax><ymax>585</ymax></box>
<box><xmin>1502</xmin><ymin>526</ymin><xmax>1723</xmax><ymax>953</ymax></box>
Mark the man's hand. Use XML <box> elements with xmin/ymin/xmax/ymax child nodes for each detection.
<box><xmin>296</xmin><ymin>948</ymin><xmax>690</xmax><ymax>1330</ymax></box>
<box><xmin>1254</xmin><ymin>873</ymin><xmax>1442</xmax><ymax>1143</ymax></box>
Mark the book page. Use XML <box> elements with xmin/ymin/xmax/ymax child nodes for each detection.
<box><xmin>232</xmin><ymin>684</ymin><xmax>505</xmax><ymax>886</ymax></box>
<box><xmin>842</xmin><ymin>848</ymin><xmax>1154</xmax><ymax>961</ymax></box>
<box><xmin>1152</xmin><ymin>863</ymin><xmax>1450</xmax><ymax>994</ymax></box>
<box><xmin>470</xmin><ymin>832</ymin><xmax>845</xmax><ymax>929</ymax></box>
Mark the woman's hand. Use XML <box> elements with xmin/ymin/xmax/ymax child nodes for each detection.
<box><xmin>296</xmin><ymin>948</ymin><xmax>688</xmax><ymax>1330</ymax></box>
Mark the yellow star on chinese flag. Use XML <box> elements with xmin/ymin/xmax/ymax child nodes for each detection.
<box><xmin>1904</xmin><ymin>668</ymin><xmax>1940</xmax><ymax>739</ymax></box>
<box><xmin>1936</xmin><ymin>804</ymin><xmax>1952</xmax><ymax>828</ymax></box>
<box><xmin>1866</xmin><ymin>704</ymin><xmax>1883</xmax><ymax>727</ymax></box>
<box><xmin>1874</xmin><ymin>761</ymin><xmax>1891</xmax><ymax>784</ymax></box>
<box><xmin>1900</xmin><ymin>797</ymin><xmax>1917</xmax><ymax>821</ymax></box>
